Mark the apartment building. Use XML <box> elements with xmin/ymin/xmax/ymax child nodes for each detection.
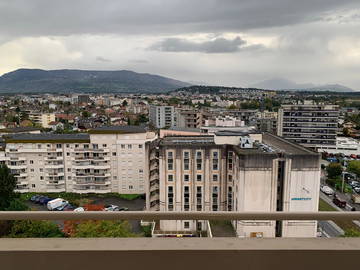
<box><xmin>277</xmin><ymin>104</ymin><xmax>339</xmax><ymax>149</ymax></box>
<box><xmin>1</xmin><ymin>126</ymin><xmax>156</xmax><ymax>194</ymax></box>
<box><xmin>27</xmin><ymin>111</ymin><xmax>56</xmax><ymax>128</ymax></box>
<box><xmin>147</xmin><ymin>132</ymin><xmax>320</xmax><ymax>238</ymax></box>
<box><xmin>176</xmin><ymin>109</ymin><xmax>202</xmax><ymax>129</ymax></box>
<box><xmin>149</xmin><ymin>105</ymin><xmax>177</xmax><ymax>128</ymax></box>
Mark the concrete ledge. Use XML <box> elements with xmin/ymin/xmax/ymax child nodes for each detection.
<box><xmin>1</xmin><ymin>238</ymin><xmax>360</xmax><ymax>270</ymax></box>
<box><xmin>1</xmin><ymin>211</ymin><xmax>360</xmax><ymax>221</ymax></box>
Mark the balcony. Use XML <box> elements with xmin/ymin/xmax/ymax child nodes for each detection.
<box><xmin>0</xmin><ymin>211</ymin><xmax>360</xmax><ymax>269</ymax></box>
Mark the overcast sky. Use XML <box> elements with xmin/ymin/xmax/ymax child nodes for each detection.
<box><xmin>1</xmin><ymin>0</ymin><xmax>360</xmax><ymax>89</ymax></box>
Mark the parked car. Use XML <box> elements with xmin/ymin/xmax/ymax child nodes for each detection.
<box><xmin>74</xmin><ymin>207</ymin><xmax>85</xmax><ymax>212</ymax></box>
<box><xmin>118</xmin><ymin>207</ymin><xmax>129</xmax><ymax>211</ymax></box>
<box><xmin>349</xmin><ymin>181</ymin><xmax>360</xmax><ymax>188</ymax></box>
<box><xmin>104</xmin><ymin>204</ymin><xmax>120</xmax><ymax>211</ymax></box>
<box><xmin>353</xmin><ymin>187</ymin><xmax>360</xmax><ymax>194</ymax></box>
<box><xmin>39</xmin><ymin>197</ymin><xmax>52</xmax><ymax>205</ymax></box>
<box><xmin>333</xmin><ymin>195</ymin><xmax>347</xmax><ymax>208</ymax></box>
<box><xmin>55</xmin><ymin>202</ymin><xmax>71</xmax><ymax>211</ymax></box>
<box><xmin>30</xmin><ymin>195</ymin><xmax>41</xmax><ymax>202</ymax></box>
<box><xmin>47</xmin><ymin>198</ymin><xmax>68</xmax><ymax>211</ymax></box>
<box><xmin>63</xmin><ymin>204</ymin><xmax>75</xmax><ymax>211</ymax></box>
<box><xmin>320</xmin><ymin>185</ymin><xmax>334</xmax><ymax>195</ymax></box>
<box><xmin>35</xmin><ymin>196</ymin><xmax>45</xmax><ymax>204</ymax></box>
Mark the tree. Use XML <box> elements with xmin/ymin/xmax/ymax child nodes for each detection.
<box><xmin>82</xmin><ymin>111</ymin><xmax>91</xmax><ymax>118</ymax></box>
<box><xmin>71</xmin><ymin>220</ymin><xmax>137</xmax><ymax>238</ymax></box>
<box><xmin>344</xmin><ymin>229</ymin><xmax>360</xmax><ymax>237</ymax></box>
<box><xmin>0</xmin><ymin>165</ymin><xmax>17</xmax><ymax>210</ymax></box>
<box><xmin>5</xmin><ymin>199</ymin><xmax>28</xmax><ymax>211</ymax></box>
<box><xmin>8</xmin><ymin>220</ymin><xmax>64</xmax><ymax>238</ymax></box>
<box><xmin>326</xmin><ymin>163</ymin><xmax>343</xmax><ymax>179</ymax></box>
<box><xmin>348</xmin><ymin>160</ymin><xmax>360</xmax><ymax>177</ymax></box>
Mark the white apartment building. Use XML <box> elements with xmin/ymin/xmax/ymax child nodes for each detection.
<box><xmin>149</xmin><ymin>105</ymin><xmax>177</xmax><ymax>128</ymax></box>
<box><xmin>1</xmin><ymin>126</ymin><xmax>156</xmax><ymax>194</ymax></box>
<box><xmin>147</xmin><ymin>132</ymin><xmax>320</xmax><ymax>238</ymax></box>
<box><xmin>277</xmin><ymin>104</ymin><xmax>339</xmax><ymax>149</ymax></box>
<box><xmin>317</xmin><ymin>137</ymin><xmax>360</xmax><ymax>156</ymax></box>
<box><xmin>204</xmin><ymin>116</ymin><xmax>244</xmax><ymax>127</ymax></box>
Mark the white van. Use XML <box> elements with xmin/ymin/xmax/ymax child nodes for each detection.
<box><xmin>47</xmin><ymin>198</ymin><xmax>68</xmax><ymax>210</ymax></box>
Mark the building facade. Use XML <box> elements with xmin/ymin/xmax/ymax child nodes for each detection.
<box><xmin>149</xmin><ymin>105</ymin><xmax>177</xmax><ymax>129</ymax></box>
<box><xmin>1</xmin><ymin>126</ymin><xmax>156</xmax><ymax>194</ymax></box>
<box><xmin>277</xmin><ymin>104</ymin><xmax>339</xmax><ymax>149</ymax></box>
<box><xmin>147</xmin><ymin>132</ymin><xmax>320</xmax><ymax>238</ymax></box>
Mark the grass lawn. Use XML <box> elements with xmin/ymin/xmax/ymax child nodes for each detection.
<box><xmin>319</xmin><ymin>198</ymin><xmax>360</xmax><ymax>235</ymax></box>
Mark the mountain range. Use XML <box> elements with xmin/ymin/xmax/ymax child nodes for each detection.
<box><xmin>250</xmin><ymin>78</ymin><xmax>355</xmax><ymax>92</ymax></box>
<box><xmin>0</xmin><ymin>69</ymin><xmax>191</xmax><ymax>93</ymax></box>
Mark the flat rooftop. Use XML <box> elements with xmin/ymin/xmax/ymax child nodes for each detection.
<box><xmin>262</xmin><ymin>133</ymin><xmax>318</xmax><ymax>156</ymax></box>
<box><xmin>89</xmin><ymin>125</ymin><xmax>147</xmax><ymax>134</ymax></box>
<box><xmin>5</xmin><ymin>133</ymin><xmax>90</xmax><ymax>143</ymax></box>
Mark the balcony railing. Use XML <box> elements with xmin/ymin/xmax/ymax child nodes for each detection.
<box><xmin>1</xmin><ymin>212</ymin><xmax>360</xmax><ymax>270</ymax></box>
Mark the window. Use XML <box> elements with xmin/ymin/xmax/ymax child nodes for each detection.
<box><xmin>32</xmin><ymin>184</ymin><xmax>36</xmax><ymax>188</ymax></box>
<box><xmin>184</xmin><ymin>186</ymin><xmax>190</xmax><ymax>211</ymax></box>
<box><xmin>56</xmin><ymin>144</ymin><xmax>62</xmax><ymax>149</ymax></box>
<box><xmin>93</xmin><ymin>144</ymin><xmax>98</xmax><ymax>149</ymax></box>
<box><xmin>30</xmin><ymin>169</ymin><xmax>34</xmax><ymax>172</ymax></box>
<box><xmin>102</xmin><ymin>144</ymin><xmax>107</xmax><ymax>147</ymax></box>
<box><xmin>75</xmin><ymin>144</ymin><xmax>79</xmax><ymax>148</ymax></box>
<box><xmin>121</xmin><ymin>144</ymin><xmax>125</xmax><ymax>149</ymax></box>
<box><xmin>228</xmin><ymin>187</ymin><xmax>233</xmax><ymax>211</ymax></box>
<box><xmin>184</xmin><ymin>221</ymin><xmax>190</xmax><ymax>229</ymax></box>
<box><xmin>168</xmin><ymin>174</ymin><xmax>174</xmax><ymax>182</ymax></box>
<box><xmin>139</xmin><ymin>144</ymin><xmax>143</xmax><ymax>149</ymax></box>
<box><xmin>40</xmin><ymin>176</ymin><xmax>43</xmax><ymax>180</ymax></box>
<box><xmin>196</xmin><ymin>174</ymin><xmax>202</xmax><ymax>182</ymax></box>
<box><xmin>40</xmin><ymin>168</ymin><xmax>43</xmax><ymax>172</ymax></box>
<box><xmin>112</xmin><ymin>152</ymin><xmax>117</xmax><ymax>156</ymax></box>
<box><xmin>183</xmin><ymin>151</ymin><xmax>190</xmax><ymax>170</ymax></box>
<box><xmin>30</xmin><ymin>160</ymin><xmax>34</xmax><ymax>164</ymax></box>
<box><xmin>66</xmin><ymin>144</ymin><xmax>70</xmax><ymax>148</ymax></box>
<box><xmin>67</xmin><ymin>168</ymin><xmax>71</xmax><ymax>172</ymax></box>
<box><xmin>68</xmin><ymin>176</ymin><xmax>71</xmax><ymax>180</ymax></box>
<box><xmin>212</xmin><ymin>151</ymin><xmax>219</xmax><ymax>170</ymax></box>
<box><xmin>228</xmin><ymin>175</ymin><xmax>233</xmax><ymax>182</ymax></box>
<box><xmin>228</xmin><ymin>151</ymin><xmax>233</xmax><ymax>171</ymax></box>
<box><xmin>168</xmin><ymin>186</ymin><xmax>174</xmax><ymax>211</ymax></box>
<box><xmin>84</xmin><ymin>144</ymin><xmax>89</xmax><ymax>149</ymax></box>
<box><xmin>128</xmin><ymin>144</ymin><xmax>132</xmax><ymax>149</ymax></box>
<box><xmin>196</xmin><ymin>186</ymin><xmax>202</xmax><ymax>211</ymax></box>
<box><xmin>37</xmin><ymin>144</ymin><xmax>42</xmax><ymax>149</ymax></box>
<box><xmin>113</xmin><ymin>176</ymin><xmax>117</xmax><ymax>180</ymax></box>
<box><xmin>212</xmin><ymin>186</ymin><xmax>219</xmax><ymax>211</ymax></box>
<box><xmin>167</xmin><ymin>151</ymin><xmax>174</xmax><ymax>170</ymax></box>
<box><xmin>196</xmin><ymin>151</ymin><xmax>202</xmax><ymax>170</ymax></box>
<box><xmin>129</xmin><ymin>185</ymin><xmax>133</xmax><ymax>190</ymax></box>
<box><xmin>67</xmin><ymin>153</ymin><xmax>70</xmax><ymax>156</ymax></box>
<box><xmin>139</xmin><ymin>169</ymin><xmax>143</xmax><ymax>173</ymax></box>
<box><xmin>183</xmin><ymin>174</ymin><xmax>190</xmax><ymax>182</ymax></box>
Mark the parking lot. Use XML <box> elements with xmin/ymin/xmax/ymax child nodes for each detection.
<box><xmin>25</xmin><ymin>195</ymin><xmax>146</xmax><ymax>233</ymax></box>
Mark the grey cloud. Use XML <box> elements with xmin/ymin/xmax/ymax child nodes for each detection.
<box><xmin>150</xmin><ymin>37</ymin><xmax>250</xmax><ymax>53</ymax></box>
<box><xmin>96</xmin><ymin>56</ymin><xmax>111</xmax><ymax>62</ymax></box>
<box><xmin>0</xmin><ymin>0</ymin><xmax>359</xmax><ymax>38</ymax></box>
<box><xmin>128</xmin><ymin>59</ymin><xmax>149</xmax><ymax>64</ymax></box>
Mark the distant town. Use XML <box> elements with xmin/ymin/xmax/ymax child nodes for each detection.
<box><xmin>1</xmin><ymin>86</ymin><xmax>360</xmax><ymax>238</ymax></box>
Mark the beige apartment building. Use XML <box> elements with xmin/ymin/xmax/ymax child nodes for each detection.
<box><xmin>147</xmin><ymin>131</ymin><xmax>320</xmax><ymax>238</ymax></box>
<box><xmin>26</xmin><ymin>112</ymin><xmax>56</xmax><ymax>128</ymax></box>
<box><xmin>1</xmin><ymin>126</ymin><xmax>156</xmax><ymax>194</ymax></box>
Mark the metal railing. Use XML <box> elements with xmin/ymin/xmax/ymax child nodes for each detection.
<box><xmin>1</xmin><ymin>211</ymin><xmax>360</xmax><ymax>221</ymax></box>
